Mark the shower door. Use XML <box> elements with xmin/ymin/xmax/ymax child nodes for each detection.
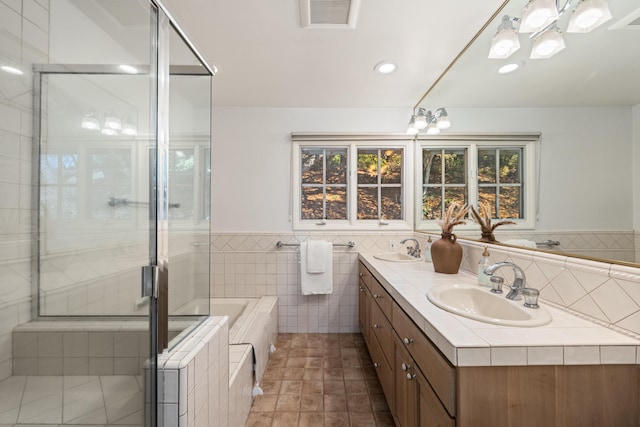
<box><xmin>32</xmin><ymin>2</ymin><xmax>212</xmax><ymax>426</ymax></box>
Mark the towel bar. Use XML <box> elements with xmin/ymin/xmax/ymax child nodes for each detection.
<box><xmin>276</xmin><ymin>240</ymin><xmax>355</xmax><ymax>249</ymax></box>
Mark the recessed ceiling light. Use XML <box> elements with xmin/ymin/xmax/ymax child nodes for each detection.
<box><xmin>497</xmin><ymin>61</ymin><xmax>524</xmax><ymax>74</ymax></box>
<box><xmin>374</xmin><ymin>61</ymin><xmax>397</xmax><ymax>74</ymax></box>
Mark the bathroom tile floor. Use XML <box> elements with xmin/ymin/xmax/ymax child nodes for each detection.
<box><xmin>0</xmin><ymin>374</ymin><xmax>143</xmax><ymax>426</ymax></box>
<box><xmin>245</xmin><ymin>333</ymin><xmax>394</xmax><ymax>427</ymax></box>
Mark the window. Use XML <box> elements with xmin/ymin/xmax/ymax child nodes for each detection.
<box><xmin>292</xmin><ymin>135</ymin><xmax>412</xmax><ymax>231</ymax></box>
<box><xmin>416</xmin><ymin>135</ymin><xmax>538</xmax><ymax>230</ymax></box>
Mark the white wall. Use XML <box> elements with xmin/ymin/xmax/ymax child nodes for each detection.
<box><xmin>211</xmin><ymin>107</ymin><xmax>409</xmax><ymax>232</ymax></box>
<box><xmin>451</xmin><ymin>106</ymin><xmax>634</xmax><ymax>231</ymax></box>
<box><xmin>633</xmin><ymin>105</ymin><xmax>640</xmax><ymax>231</ymax></box>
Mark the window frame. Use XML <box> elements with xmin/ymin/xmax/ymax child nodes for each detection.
<box><xmin>292</xmin><ymin>134</ymin><xmax>414</xmax><ymax>231</ymax></box>
<box><xmin>415</xmin><ymin>134</ymin><xmax>539</xmax><ymax>231</ymax></box>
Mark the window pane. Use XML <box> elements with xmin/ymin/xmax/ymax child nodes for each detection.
<box><xmin>357</xmin><ymin>187</ymin><xmax>378</xmax><ymax>219</ymax></box>
<box><xmin>444</xmin><ymin>150</ymin><xmax>466</xmax><ymax>184</ymax></box>
<box><xmin>326</xmin><ymin>186</ymin><xmax>347</xmax><ymax>219</ymax></box>
<box><xmin>478</xmin><ymin>188</ymin><xmax>497</xmax><ymax>216</ymax></box>
<box><xmin>381</xmin><ymin>187</ymin><xmax>402</xmax><ymax>219</ymax></box>
<box><xmin>357</xmin><ymin>149</ymin><xmax>378</xmax><ymax>184</ymax></box>
<box><xmin>444</xmin><ymin>188</ymin><xmax>466</xmax><ymax>211</ymax></box>
<box><xmin>423</xmin><ymin>150</ymin><xmax>442</xmax><ymax>184</ymax></box>
<box><xmin>381</xmin><ymin>149</ymin><xmax>402</xmax><ymax>184</ymax></box>
<box><xmin>301</xmin><ymin>187</ymin><xmax>323</xmax><ymax>219</ymax></box>
<box><xmin>478</xmin><ymin>149</ymin><xmax>496</xmax><ymax>183</ymax></box>
<box><xmin>423</xmin><ymin>187</ymin><xmax>442</xmax><ymax>220</ymax></box>
<box><xmin>500</xmin><ymin>149</ymin><xmax>521</xmax><ymax>184</ymax></box>
<box><xmin>326</xmin><ymin>149</ymin><xmax>347</xmax><ymax>184</ymax></box>
<box><xmin>500</xmin><ymin>187</ymin><xmax>522</xmax><ymax>218</ymax></box>
<box><xmin>301</xmin><ymin>149</ymin><xmax>324</xmax><ymax>184</ymax></box>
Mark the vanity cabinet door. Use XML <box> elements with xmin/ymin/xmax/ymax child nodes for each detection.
<box><xmin>370</xmin><ymin>298</ymin><xmax>393</xmax><ymax>365</ymax></box>
<box><xmin>371</xmin><ymin>277</ymin><xmax>392</xmax><ymax>320</ymax></box>
<box><xmin>368</xmin><ymin>323</ymin><xmax>395</xmax><ymax>414</ymax></box>
<box><xmin>417</xmin><ymin>368</ymin><xmax>455</xmax><ymax>427</ymax></box>
<box><xmin>393</xmin><ymin>302</ymin><xmax>456</xmax><ymax>417</ymax></box>
<box><xmin>394</xmin><ymin>333</ymin><xmax>418</xmax><ymax>427</ymax></box>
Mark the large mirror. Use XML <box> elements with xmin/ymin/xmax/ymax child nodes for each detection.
<box><xmin>417</xmin><ymin>0</ymin><xmax>640</xmax><ymax>266</ymax></box>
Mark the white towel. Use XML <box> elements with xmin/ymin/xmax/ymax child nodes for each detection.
<box><xmin>300</xmin><ymin>241</ymin><xmax>333</xmax><ymax>295</ymax></box>
<box><xmin>306</xmin><ymin>240</ymin><xmax>331</xmax><ymax>273</ymax></box>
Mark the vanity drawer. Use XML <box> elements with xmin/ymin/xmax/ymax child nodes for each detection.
<box><xmin>371</xmin><ymin>277</ymin><xmax>392</xmax><ymax>320</ymax></box>
<box><xmin>393</xmin><ymin>302</ymin><xmax>456</xmax><ymax>417</ymax></box>
<box><xmin>359</xmin><ymin>262</ymin><xmax>372</xmax><ymax>291</ymax></box>
<box><xmin>368</xmin><ymin>323</ymin><xmax>395</xmax><ymax>414</ymax></box>
<box><xmin>370</xmin><ymin>298</ymin><xmax>393</xmax><ymax>365</ymax></box>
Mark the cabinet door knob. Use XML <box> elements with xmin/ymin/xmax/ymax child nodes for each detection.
<box><xmin>374</xmin><ymin>362</ymin><xmax>381</xmax><ymax>368</ymax></box>
<box><xmin>401</xmin><ymin>363</ymin><xmax>411</xmax><ymax>371</ymax></box>
<box><xmin>359</xmin><ymin>272</ymin><xmax>363</xmax><ymax>277</ymax></box>
<box><xmin>359</xmin><ymin>286</ymin><xmax>364</xmax><ymax>292</ymax></box>
<box><xmin>403</xmin><ymin>337</ymin><xmax>414</xmax><ymax>345</ymax></box>
<box><xmin>374</xmin><ymin>294</ymin><xmax>380</xmax><ymax>299</ymax></box>
<box><xmin>373</xmin><ymin>323</ymin><xmax>380</xmax><ymax>329</ymax></box>
<box><xmin>406</xmin><ymin>373</ymin><xmax>416</xmax><ymax>381</ymax></box>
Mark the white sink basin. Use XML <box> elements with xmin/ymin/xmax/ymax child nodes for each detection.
<box><xmin>426</xmin><ymin>284</ymin><xmax>552</xmax><ymax>327</ymax></box>
<box><xmin>373</xmin><ymin>252</ymin><xmax>422</xmax><ymax>263</ymax></box>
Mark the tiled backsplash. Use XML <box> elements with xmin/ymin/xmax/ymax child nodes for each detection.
<box><xmin>211</xmin><ymin>232</ymin><xmax>640</xmax><ymax>339</ymax></box>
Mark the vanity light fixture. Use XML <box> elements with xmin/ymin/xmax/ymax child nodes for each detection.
<box><xmin>121</xmin><ymin>118</ymin><xmax>138</xmax><ymax>136</ymax></box>
<box><xmin>103</xmin><ymin>112</ymin><xmax>122</xmax><ymax>131</ymax></box>
<box><xmin>567</xmin><ymin>0</ymin><xmax>611</xmax><ymax>32</ymax></box>
<box><xmin>530</xmin><ymin>25</ymin><xmax>566</xmax><ymax>58</ymax></box>
<box><xmin>414</xmin><ymin>108</ymin><xmax>428</xmax><ymax>130</ymax></box>
<box><xmin>405</xmin><ymin>107</ymin><xmax>451</xmax><ymax>135</ymax></box>
<box><xmin>406</xmin><ymin>115</ymin><xmax>419</xmax><ymax>135</ymax></box>
<box><xmin>520</xmin><ymin>0</ymin><xmax>559</xmax><ymax>33</ymax></box>
<box><xmin>489</xmin><ymin>15</ymin><xmax>521</xmax><ymax>58</ymax></box>
<box><xmin>374</xmin><ymin>60</ymin><xmax>397</xmax><ymax>74</ymax></box>
<box><xmin>81</xmin><ymin>113</ymin><xmax>101</xmax><ymax>130</ymax></box>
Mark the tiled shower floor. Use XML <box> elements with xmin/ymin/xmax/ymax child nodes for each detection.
<box><xmin>0</xmin><ymin>375</ymin><xmax>143</xmax><ymax>426</ymax></box>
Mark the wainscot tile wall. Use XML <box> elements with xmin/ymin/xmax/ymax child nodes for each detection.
<box><xmin>211</xmin><ymin>232</ymin><xmax>640</xmax><ymax>339</ymax></box>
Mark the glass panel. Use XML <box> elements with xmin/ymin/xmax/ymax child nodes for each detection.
<box><xmin>326</xmin><ymin>187</ymin><xmax>347</xmax><ymax>219</ymax></box>
<box><xmin>500</xmin><ymin>149</ymin><xmax>522</xmax><ymax>184</ymax></box>
<box><xmin>424</xmin><ymin>150</ymin><xmax>442</xmax><ymax>185</ymax></box>
<box><xmin>445</xmin><ymin>188</ymin><xmax>467</xmax><ymax>210</ymax></box>
<box><xmin>479</xmin><ymin>188</ymin><xmax>497</xmax><ymax>216</ymax></box>
<box><xmin>500</xmin><ymin>187</ymin><xmax>522</xmax><ymax>218</ymax></box>
<box><xmin>357</xmin><ymin>187</ymin><xmax>378</xmax><ymax>219</ymax></box>
<box><xmin>167</xmin><ymin>25</ymin><xmax>212</xmax><ymax>344</ymax></box>
<box><xmin>358</xmin><ymin>149</ymin><xmax>378</xmax><ymax>184</ymax></box>
<box><xmin>381</xmin><ymin>149</ymin><xmax>402</xmax><ymax>184</ymax></box>
<box><xmin>326</xmin><ymin>149</ymin><xmax>347</xmax><ymax>184</ymax></box>
<box><xmin>381</xmin><ymin>187</ymin><xmax>402</xmax><ymax>219</ymax></box>
<box><xmin>445</xmin><ymin>149</ymin><xmax>466</xmax><ymax>184</ymax></box>
<box><xmin>301</xmin><ymin>148</ymin><xmax>324</xmax><ymax>184</ymax></box>
<box><xmin>301</xmin><ymin>187</ymin><xmax>324</xmax><ymax>219</ymax></box>
<box><xmin>478</xmin><ymin>149</ymin><xmax>497</xmax><ymax>183</ymax></box>
<box><xmin>423</xmin><ymin>187</ymin><xmax>442</xmax><ymax>220</ymax></box>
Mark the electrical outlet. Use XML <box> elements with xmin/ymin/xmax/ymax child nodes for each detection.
<box><xmin>388</xmin><ymin>240</ymin><xmax>396</xmax><ymax>252</ymax></box>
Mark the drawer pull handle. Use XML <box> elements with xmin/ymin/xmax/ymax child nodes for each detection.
<box><xmin>403</xmin><ymin>337</ymin><xmax>414</xmax><ymax>345</ymax></box>
<box><xmin>373</xmin><ymin>323</ymin><xmax>380</xmax><ymax>329</ymax></box>
<box><xmin>406</xmin><ymin>373</ymin><xmax>416</xmax><ymax>381</ymax></box>
<box><xmin>374</xmin><ymin>362</ymin><xmax>381</xmax><ymax>368</ymax></box>
<box><xmin>401</xmin><ymin>363</ymin><xmax>411</xmax><ymax>371</ymax></box>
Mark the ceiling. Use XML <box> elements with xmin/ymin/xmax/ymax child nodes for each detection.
<box><xmin>160</xmin><ymin>0</ymin><xmax>506</xmax><ymax>108</ymax></box>
<box><xmin>420</xmin><ymin>0</ymin><xmax>640</xmax><ymax>108</ymax></box>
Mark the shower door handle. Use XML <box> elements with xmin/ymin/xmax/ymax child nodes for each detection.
<box><xmin>141</xmin><ymin>265</ymin><xmax>158</xmax><ymax>299</ymax></box>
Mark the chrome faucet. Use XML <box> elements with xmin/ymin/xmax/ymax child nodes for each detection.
<box><xmin>400</xmin><ymin>238</ymin><xmax>421</xmax><ymax>258</ymax></box>
<box><xmin>483</xmin><ymin>261</ymin><xmax>526</xmax><ymax>300</ymax></box>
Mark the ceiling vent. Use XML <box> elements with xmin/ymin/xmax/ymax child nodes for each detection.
<box><xmin>300</xmin><ymin>0</ymin><xmax>361</xmax><ymax>28</ymax></box>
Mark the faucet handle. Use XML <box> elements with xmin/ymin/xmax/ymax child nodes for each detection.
<box><xmin>522</xmin><ymin>288</ymin><xmax>540</xmax><ymax>309</ymax></box>
<box><xmin>489</xmin><ymin>276</ymin><xmax>504</xmax><ymax>294</ymax></box>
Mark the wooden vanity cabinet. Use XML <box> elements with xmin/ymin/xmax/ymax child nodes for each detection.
<box><xmin>358</xmin><ymin>264</ymin><xmax>372</xmax><ymax>345</ymax></box>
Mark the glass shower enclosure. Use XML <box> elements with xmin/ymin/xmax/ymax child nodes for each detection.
<box><xmin>0</xmin><ymin>1</ymin><xmax>212</xmax><ymax>426</ymax></box>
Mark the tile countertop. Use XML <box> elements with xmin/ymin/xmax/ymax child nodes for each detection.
<box><xmin>359</xmin><ymin>253</ymin><xmax>640</xmax><ymax>367</ymax></box>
